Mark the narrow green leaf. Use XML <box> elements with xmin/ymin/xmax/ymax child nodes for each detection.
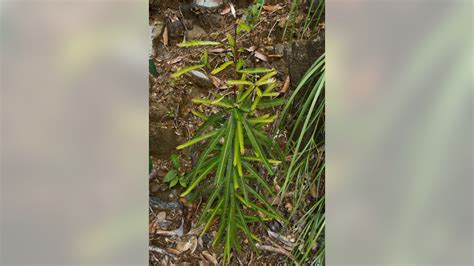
<box><xmin>192</xmin><ymin>98</ymin><xmax>233</xmax><ymax>108</ymax></box>
<box><xmin>176</xmin><ymin>129</ymin><xmax>219</xmax><ymax>150</ymax></box>
<box><xmin>257</xmin><ymin>98</ymin><xmax>286</xmax><ymax>108</ymax></box>
<box><xmin>236</xmin><ymin>58</ymin><xmax>245</xmax><ymax>71</ymax></box>
<box><xmin>201</xmin><ymin>198</ymin><xmax>224</xmax><ymax>236</ymax></box>
<box><xmin>171</xmin><ymin>64</ymin><xmax>205</xmax><ymax>78</ymax></box>
<box><xmin>226</xmin><ymin>33</ymin><xmax>235</xmax><ymax>47</ymax></box>
<box><xmin>248</xmin><ymin>115</ymin><xmax>278</xmax><ymax>124</ymax></box>
<box><xmin>180</xmin><ymin>159</ymin><xmax>218</xmax><ymax>196</ymax></box>
<box><xmin>201</xmin><ymin>50</ymin><xmax>209</xmax><ymax>65</ymax></box>
<box><xmin>238</xmin><ymin>112</ymin><xmax>274</xmax><ymax>174</ymax></box>
<box><xmin>238</xmin><ymin>68</ymin><xmax>274</xmax><ymax>74</ymax></box>
<box><xmin>255</xmin><ymin>71</ymin><xmax>277</xmax><ymax>85</ymax></box>
<box><xmin>262</xmin><ymin>92</ymin><xmax>280</xmax><ymax>97</ymax></box>
<box><xmin>215</xmin><ymin>115</ymin><xmax>235</xmax><ymax>185</ymax></box>
<box><xmin>242</xmin><ymin>156</ymin><xmax>281</xmax><ymax>165</ymax></box>
<box><xmin>191</xmin><ymin>110</ymin><xmax>208</xmax><ymax>121</ymax></box>
<box><xmin>237</xmin><ymin>85</ymin><xmax>255</xmax><ymax>103</ymax></box>
<box><xmin>211</xmin><ymin>61</ymin><xmax>234</xmax><ymax>74</ymax></box>
<box><xmin>242</xmin><ymin>161</ymin><xmax>275</xmax><ymax>196</ymax></box>
<box><xmin>226</xmin><ymin>79</ymin><xmax>254</xmax><ymax>86</ymax></box>
<box><xmin>236</xmin><ymin>120</ymin><xmax>245</xmax><ymax>154</ymax></box>
<box><xmin>177</xmin><ymin>40</ymin><xmax>222</xmax><ymax>47</ymax></box>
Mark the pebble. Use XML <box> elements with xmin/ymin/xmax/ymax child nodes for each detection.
<box><xmin>156</xmin><ymin>211</ymin><xmax>167</xmax><ymax>221</ymax></box>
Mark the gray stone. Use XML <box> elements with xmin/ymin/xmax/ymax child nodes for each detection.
<box><xmin>187</xmin><ymin>70</ymin><xmax>213</xmax><ymax>89</ymax></box>
<box><xmin>187</xmin><ymin>25</ymin><xmax>207</xmax><ymax>39</ymax></box>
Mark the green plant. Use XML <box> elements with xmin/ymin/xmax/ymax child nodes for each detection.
<box><xmin>164</xmin><ymin>153</ymin><xmax>187</xmax><ymax>188</ymax></box>
<box><xmin>283</xmin><ymin>0</ymin><xmax>325</xmax><ymax>41</ymax></box>
<box><xmin>171</xmin><ymin>23</ymin><xmax>285</xmax><ymax>264</ymax></box>
<box><xmin>277</xmin><ymin>53</ymin><xmax>325</xmax><ymax>265</ymax></box>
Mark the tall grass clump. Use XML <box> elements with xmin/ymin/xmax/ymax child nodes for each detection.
<box><xmin>278</xmin><ymin>53</ymin><xmax>325</xmax><ymax>265</ymax></box>
<box><xmin>283</xmin><ymin>0</ymin><xmax>325</xmax><ymax>41</ymax></box>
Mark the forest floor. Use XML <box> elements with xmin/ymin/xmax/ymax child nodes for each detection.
<box><xmin>149</xmin><ymin>1</ymin><xmax>324</xmax><ymax>264</ymax></box>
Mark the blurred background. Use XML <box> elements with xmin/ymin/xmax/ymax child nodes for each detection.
<box><xmin>1</xmin><ymin>0</ymin><xmax>472</xmax><ymax>265</ymax></box>
<box><xmin>1</xmin><ymin>0</ymin><xmax>148</xmax><ymax>264</ymax></box>
<box><xmin>327</xmin><ymin>0</ymin><xmax>472</xmax><ymax>265</ymax></box>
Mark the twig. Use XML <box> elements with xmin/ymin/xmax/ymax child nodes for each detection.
<box><xmin>256</xmin><ymin>243</ymin><xmax>293</xmax><ymax>258</ymax></box>
<box><xmin>267</xmin><ymin>19</ymin><xmax>279</xmax><ymax>39</ymax></box>
<box><xmin>149</xmin><ymin>246</ymin><xmax>178</xmax><ymax>260</ymax></box>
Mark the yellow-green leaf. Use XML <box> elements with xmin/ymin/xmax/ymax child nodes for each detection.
<box><xmin>226</xmin><ymin>79</ymin><xmax>254</xmax><ymax>86</ymax></box>
<box><xmin>238</xmin><ymin>68</ymin><xmax>274</xmax><ymax>74</ymax></box>
<box><xmin>226</xmin><ymin>33</ymin><xmax>235</xmax><ymax>47</ymax></box>
<box><xmin>177</xmin><ymin>40</ymin><xmax>221</xmax><ymax>47</ymax></box>
<box><xmin>176</xmin><ymin>130</ymin><xmax>219</xmax><ymax>149</ymax></box>
<box><xmin>171</xmin><ymin>64</ymin><xmax>205</xmax><ymax>78</ymax></box>
<box><xmin>211</xmin><ymin>61</ymin><xmax>234</xmax><ymax>74</ymax></box>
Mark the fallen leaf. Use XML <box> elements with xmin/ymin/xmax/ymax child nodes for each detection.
<box><xmin>202</xmin><ymin>251</ymin><xmax>218</xmax><ymax>265</ymax></box>
<box><xmin>255</xmin><ymin>50</ymin><xmax>268</xmax><ymax>62</ymax></box>
<box><xmin>167</xmin><ymin>56</ymin><xmax>182</xmax><ymax>65</ymax></box>
<box><xmin>268</xmin><ymin>54</ymin><xmax>284</xmax><ymax>59</ymax></box>
<box><xmin>245</xmin><ymin>46</ymin><xmax>257</xmax><ymax>52</ymax></box>
<box><xmin>208</xmin><ymin>47</ymin><xmax>228</xmax><ymax>53</ymax></box>
<box><xmin>230</xmin><ymin>3</ymin><xmax>236</xmax><ymax>18</ymax></box>
<box><xmin>280</xmin><ymin>76</ymin><xmax>290</xmax><ymax>93</ymax></box>
<box><xmin>176</xmin><ymin>238</ymin><xmax>193</xmax><ymax>253</ymax></box>
<box><xmin>278</xmin><ymin>17</ymin><xmax>287</xmax><ymax>28</ymax></box>
<box><xmin>220</xmin><ymin>6</ymin><xmax>230</xmax><ymax>15</ymax></box>
<box><xmin>209</xmin><ymin>75</ymin><xmax>227</xmax><ymax>89</ymax></box>
<box><xmin>263</xmin><ymin>4</ymin><xmax>283</xmax><ymax>12</ymax></box>
<box><xmin>310</xmin><ymin>183</ymin><xmax>318</xmax><ymax>198</ymax></box>
<box><xmin>162</xmin><ymin>26</ymin><xmax>168</xmax><ymax>46</ymax></box>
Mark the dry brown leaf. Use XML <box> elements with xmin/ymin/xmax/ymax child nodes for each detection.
<box><xmin>208</xmin><ymin>47</ymin><xmax>228</xmax><ymax>53</ymax></box>
<box><xmin>255</xmin><ymin>50</ymin><xmax>269</xmax><ymax>62</ymax></box>
<box><xmin>230</xmin><ymin>3</ymin><xmax>236</xmax><ymax>18</ymax></box>
<box><xmin>162</xmin><ymin>26</ymin><xmax>169</xmax><ymax>46</ymax></box>
<box><xmin>268</xmin><ymin>54</ymin><xmax>284</xmax><ymax>59</ymax></box>
<box><xmin>202</xmin><ymin>251</ymin><xmax>218</xmax><ymax>265</ymax></box>
<box><xmin>280</xmin><ymin>75</ymin><xmax>290</xmax><ymax>93</ymax></box>
<box><xmin>263</xmin><ymin>4</ymin><xmax>283</xmax><ymax>12</ymax></box>
<box><xmin>310</xmin><ymin>183</ymin><xmax>318</xmax><ymax>198</ymax></box>
<box><xmin>245</xmin><ymin>46</ymin><xmax>257</xmax><ymax>52</ymax></box>
<box><xmin>278</xmin><ymin>17</ymin><xmax>287</xmax><ymax>28</ymax></box>
<box><xmin>209</xmin><ymin>75</ymin><xmax>227</xmax><ymax>89</ymax></box>
<box><xmin>167</xmin><ymin>56</ymin><xmax>182</xmax><ymax>65</ymax></box>
<box><xmin>220</xmin><ymin>6</ymin><xmax>230</xmax><ymax>15</ymax></box>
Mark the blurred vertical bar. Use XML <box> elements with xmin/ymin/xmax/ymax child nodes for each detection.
<box><xmin>1</xmin><ymin>0</ymin><xmax>148</xmax><ymax>265</ymax></box>
<box><xmin>327</xmin><ymin>0</ymin><xmax>472</xmax><ymax>265</ymax></box>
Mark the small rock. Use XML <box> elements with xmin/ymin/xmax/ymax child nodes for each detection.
<box><xmin>274</xmin><ymin>43</ymin><xmax>286</xmax><ymax>55</ymax></box>
<box><xmin>150</xmin><ymin>182</ymin><xmax>160</xmax><ymax>193</ymax></box>
<box><xmin>156</xmin><ymin>211</ymin><xmax>167</xmax><ymax>221</ymax></box>
<box><xmin>187</xmin><ymin>25</ymin><xmax>207</xmax><ymax>39</ymax></box>
<box><xmin>187</xmin><ymin>70</ymin><xmax>214</xmax><ymax>89</ymax></box>
<box><xmin>202</xmin><ymin>251</ymin><xmax>218</xmax><ymax>265</ymax></box>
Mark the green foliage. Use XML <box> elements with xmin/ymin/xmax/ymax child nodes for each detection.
<box><xmin>164</xmin><ymin>153</ymin><xmax>187</xmax><ymax>188</ymax></box>
<box><xmin>278</xmin><ymin>53</ymin><xmax>325</xmax><ymax>265</ymax></box>
<box><xmin>173</xmin><ymin>24</ymin><xmax>285</xmax><ymax>264</ymax></box>
<box><xmin>149</xmin><ymin>59</ymin><xmax>158</xmax><ymax>77</ymax></box>
<box><xmin>283</xmin><ymin>0</ymin><xmax>325</xmax><ymax>41</ymax></box>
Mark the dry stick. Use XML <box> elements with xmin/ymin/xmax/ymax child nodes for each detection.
<box><xmin>255</xmin><ymin>243</ymin><xmax>293</xmax><ymax>258</ymax></box>
<box><xmin>149</xmin><ymin>246</ymin><xmax>178</xmax><ymax>260</ymax></box>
